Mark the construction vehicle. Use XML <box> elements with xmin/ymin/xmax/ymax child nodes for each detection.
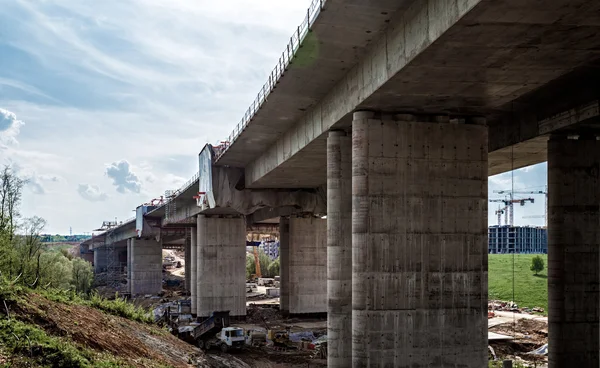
<box><xmin>190</xmin><ymin>311</ymin><xmax>245</xmax><ymax>352</ymax></box>
<box><xmin>168</xmin><ymin>309</ymin><xmax>245</xmax><ymax>352</ymax></box>
<box><xmin>245</xmin><ymin>329</ymin><xmax>267</xmax><ymax>346</ymax></box>
<box><xmin>261</xmin><ymin>316</ymin><xmax>295</xmax><ymax>349</ymax></box>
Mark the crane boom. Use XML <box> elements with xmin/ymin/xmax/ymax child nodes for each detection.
<box><xmin>494</xmin><ymin>186</ymin><xmax>548</xmax><ymax>227</ymax></box>
<box><xmin>489</xmin><ymin>197</ymin><xmax>534</xmax><ymax>226</ymax></box>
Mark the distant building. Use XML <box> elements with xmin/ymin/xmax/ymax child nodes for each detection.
<box><xmin>488</xmin><ymin>225</ymin><xmax>547</xmax><ymax>254</ymax></box>
<box><xmin>260</xmin><ymin>240</ymin><xmax>279</xmax><ymax>260</ymax></box>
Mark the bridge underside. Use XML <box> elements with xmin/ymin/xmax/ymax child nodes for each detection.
<box><xmin>226</xmin><ymin>0</ymin><xmax>600</xmax><ymax>188</ymax></box>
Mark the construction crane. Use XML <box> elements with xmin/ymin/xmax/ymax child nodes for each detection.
<box><xmin>494</xmin><ymin>205</ymin><xmax>509</xmax><ymax>226</ymax></box>
<box><xmin>489</xmin><ymin>197</ymin><xmax>534</xmax><ymax>226</ymax></box>
<box><xmin>495</xmin><ymin>186</ymin><xmax>548</xmax><ymax>227</ymax></box>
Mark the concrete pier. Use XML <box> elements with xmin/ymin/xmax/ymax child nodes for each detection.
<box><xmin>93</xmin><ymin>246</ymin><xmax>107</xmax><ymax>273</ymax></box>
<box><xmin>327</xmin><ymin>130</ymin><xmax>352</xmax><ymax>367</ymax></box>
<box><xmin>196</xmin><ymin>215</ymin><xmax>246</xmax><ymax>317</ymax></box>
<box><xmin>548</xmin><ymin>135</ymin><xmax>600</xmax><ymax>368</ymax></box>
<box><xmin>191</xmin><ymin>223</ymin><xmax>198</xmax><ymax>314</ymax></box>
<box><xmin>184</xmin><ymin>231</ymin><xmax>191</xmax><ymax>292</ymax></box>
<box><xmin>351</xmin><ymin>112</ymin><xmax>488</xmax><ymax>366</ymax></box>
<box><xmin>280</xmin><ymin>216</ymin><xmax>327</xmax><ymax>315</ymax></box>
<box><xmin>130</xmin><ymin>238</ymin><xmax>163</xmax><ymax>295</ymax></box>
<box><xmin>127</xmin><ymin>239</ymin><xmax>132</xmax><ymax>293</ymax></box>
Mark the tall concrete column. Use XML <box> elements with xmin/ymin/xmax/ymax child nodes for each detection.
<box><xmin>191</xmin><ymin>221</ymin><xmax>198</xmax><ymax>315</ymax></box>
<box><xmin>184</xmin><ymin>229</ymin><xmax>191</xmax><ymax>293</ymax></box>
<box><xmin>280</xmin><ymin>216</ymin><xmax>327</xmax><ymax>315</ymax></box>
<box><xmin>130</xmin><ymin>238</ymin><xmax>163</xmax><ymax>295</ymax></box>
<box><xmin>93</xmin><ymin>246</ymin><xmax>107</xmax><ymax>273</ymax></box>
<box><xmin>352</xmin><ymin>112</ymin><xmax>488</xmax><ymax>367</ymax></box>
<box><xmin>327</xmin><ymin>130</ymin><xmax>352</xmax><ymax>367</ymax></box>
<box><xmin>196</xmin><ymin>215</ymin><xmax>246</xmax><ymax>317</ymax></box>
<box><xmin>127</xmin><ymin>239</ymin><xmax>132</xmax><ymax>293</ymax></box>
<box><xmin>548</xmin><ymin>135</ymin><xmax>599</xmax><ymax>368</ymax></box>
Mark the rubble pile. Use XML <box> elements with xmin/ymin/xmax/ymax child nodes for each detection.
<box><xmin>489</xmin><ymin>300</ymin><xmax>545</xmax><ymax>314</ymax></box>
<box><xmin>246</xmin><ymin>305</ymin><xmax>281</xmax><ymax>324</ymax></box>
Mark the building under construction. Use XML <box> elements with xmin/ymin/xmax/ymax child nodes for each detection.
<box><xmin>488</xmin><ymin>225</ymin><xmax>547</xmax><ymax>254</ymax></box>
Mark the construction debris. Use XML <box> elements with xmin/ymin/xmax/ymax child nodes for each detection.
<box><xmin>489</xmin><ymin>300</ymin><xmax>545</xmax><ymax>314</ymax></box>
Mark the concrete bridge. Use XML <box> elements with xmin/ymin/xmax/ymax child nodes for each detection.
<box><xmin>83</xmin><ymin>0</ymin><xmax>600</xmax><ymax>366</ymax></box>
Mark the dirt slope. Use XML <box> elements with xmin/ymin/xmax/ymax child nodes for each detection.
<box><xmin>7</xmin><ymin>292</ymin><xmax>205</xmax><ymax>368</ymax></box>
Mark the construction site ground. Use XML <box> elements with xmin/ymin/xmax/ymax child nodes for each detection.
<box><xmin>96</xmin><ymin>254</ymin><xmax>550</xmax><ymax>367</ymax></box>
<box><xmin>488</xmin><ymin>311</ymin><xmax>548</xmax><ymax>367</ymax></box>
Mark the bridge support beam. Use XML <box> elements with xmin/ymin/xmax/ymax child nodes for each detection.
<box><xmin>327</xmin><ymin>130</ymin><xmax>352</xmax><ymax>367</ymax></box>
<box><xmin>130</xmin><ymin>238</ymin><xmax>162</xmax><ymax>295</ymax></box>
<box><xmin>351</xmin><ymin>111</ymin><xmax>488</xmax><ymax>366</ymax></box>
<box><xmin>196</xmin><ymin>215</ymin><xmax>246</xmax><ymax>317</ymax></box>
<box><xmin>280</xmin><ymin>216</ymin><xmax>327</xmax><ymax>315</ymax></box>
<box><xmin>548</xmin><ymin>135</ymin><xmax>600</xmax><ymax>368</ymax></box>
<box><xmin>191</xmin><ymin>223</ymin><xmax>198</xmax><ymax>315</ymax></box>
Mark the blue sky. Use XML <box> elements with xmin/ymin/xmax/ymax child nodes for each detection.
<box><xmin>0</xmin><ymin>0</ymin><xmax>547</xmax><ymax>234</ymax></box>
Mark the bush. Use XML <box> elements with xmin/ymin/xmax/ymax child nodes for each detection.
<box><xmin>88</xmin><ymin>293</ymin><xmax>153</xmax><ymax>324</ymax></box>
<box><xmin>530</xmin><ymin>255</ymin><xmax>545</xmax><ymax>275</ymax></box>
<box><xmin>72</xmin><ymin>258</ymin><xmax>94</xmax><ymax>294</ymax></box>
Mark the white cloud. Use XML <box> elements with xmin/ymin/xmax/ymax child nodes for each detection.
<box><xmin>0</xmin><ymin>0</ymin><xmax>320</xmax><ymax>233</ymax></box>
<box><xmin>0</xmin><ymin>108</ymin><xmax>24</xmax><ymax>145</ymax></box>
<box><xmin>105</xmin><ymin>160</ymin><xmax>142</xmax><ymax>194</ymax></box>
<box><xmin>77</xmin><ymin>184</ymin><xmax>108</xmax><ymax>202</ymax></box>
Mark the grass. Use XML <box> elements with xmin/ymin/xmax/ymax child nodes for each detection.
<box><xmin>0</xmin><ymin>318</ymin><xmax>126</xmax><ymax>367</ymax></box>
<box><xmin>39</xmin><ymin>289</ymin><xmax>153</xmax><ymax>324</ymax></box>
<box><xmin>488</xmin><ymin>254</ymin><xmax>548</xmax><ymax>312</ymax></box>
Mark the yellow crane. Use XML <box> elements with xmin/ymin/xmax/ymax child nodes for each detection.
<box><xmin>253</xmin><ymin>246</ymin><xmax>262</xmax><ymax>279</ymax></box>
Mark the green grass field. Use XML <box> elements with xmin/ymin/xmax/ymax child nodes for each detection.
<box><xmin>488</xmin><ymin>254</ymin><xmax>548</xmax><ymax>312</ymax></box>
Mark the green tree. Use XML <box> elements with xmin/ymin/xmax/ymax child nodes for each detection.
<box><xmin>72</xmin><ymin>258</ymin><xmax>94</xmax><ymax>294</ymax></box>
<box><xmin>267</xmin><ymin>257</ymin><xmax>280</xmax><ymax>277</ymax></box>
<box><xmin>38</xmin><ymin>251</ymin><xmax>73</xmax><ymax>289</ymax></box>
<box><xmin>530</xmin><ymin>255</ymin><xmax>545</xmax><ymax>275</ymax></box>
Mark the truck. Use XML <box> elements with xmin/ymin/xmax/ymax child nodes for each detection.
<box><xmin>191</xmin><ymin>311</ymin><xmax>245</xmax><ymax>352</ymax></box>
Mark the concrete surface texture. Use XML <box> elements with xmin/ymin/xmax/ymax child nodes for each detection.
<box><xmin>191</xmin><ymin>223</ymin><xmax>198</xmax><ymax>315</ymax></box>
<box><xmin>548</xmin><ymin>135</ymin><xmax>600</xmax><ymax>368</ymax></box>
<box><xmin>351</xmin><ymin>112</ymin><xmax>488</xmax><ymax>366</ymax></box>
<box><xmin>326</xmin><ymin>130</ymin><xmax>352</xmax><ymax>367</ymax></box>
<box><xmin>279</xmin><ymin>216</ymin><xmax>327</xmax><ymax>315</ymax></box>
<box><xmin>184</xmin><ymin>232</ymin><xmax>191</xmax><ymax>292</ymax></box>
<box><xmin>93</xmin><ymin>246</ymin><xmax>107</xmax><ymax>273</ymax></box>
<box><xmin>196</xmin><ymin>215</ymin><xmax>246</xmax><ymax>317</ymax></box>
<box><xmin>213</xmin><ymin>0</ymin><xmax>600</xmax><ymax>190</ymax></box>
<box><xmin>126</xmin><ymin>240</ymin><xmax>132</xmax><ymax>293</ymax></box>
<box><xmin>130</xmin><ymin>238</ymin><xmax>163</xmax><ymax>295</ymax></box>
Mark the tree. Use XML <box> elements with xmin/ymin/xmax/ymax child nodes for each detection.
<box><xmin>39</xmin><ymin>251</ymin><xmax>73</xmax><ymax>289</ymax></box>
<box><xmin>72</xmin><ymin>258</ymin><xmax>94</xmax><ymax>294</ymax></box>
<box><xmin>16</xmin><ymin>216</ymin><xmax>47</xmax><ymax>287</ymax></box>
<box><xmin>530</xmin><ymin>255</ymin><xmax>545</xmax><ymax>275</ymax></box>
<box><xmin>267</xmin><ymin>257</ymin><xmax>280</xmax><ymax>277</ymax></box>
<box><xmin>0</xmin><ymin>165</ymin><xmax>25</xmax><ymax>240</ymax></box>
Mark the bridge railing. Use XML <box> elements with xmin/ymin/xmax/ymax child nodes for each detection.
<box><xmin>215</xmin><ymin>0</ymin><xmax>326</xmax><ymax>159</ymax></box>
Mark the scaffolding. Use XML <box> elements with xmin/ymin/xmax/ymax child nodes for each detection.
<box><xmin>165</xmin><ymin>189</ymin><xmax>177</xmax><ymax>223</ymax></box>
<box><xmin>95</xmin><ymin>220</ymin><xmax>119</xmax><ymax>289</ymax></box>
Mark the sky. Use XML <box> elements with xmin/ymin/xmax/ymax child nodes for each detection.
<box><xmin>0</xmin><ymin>0</ymin><xmax>547</xmax><ymax>234</ymax></box>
